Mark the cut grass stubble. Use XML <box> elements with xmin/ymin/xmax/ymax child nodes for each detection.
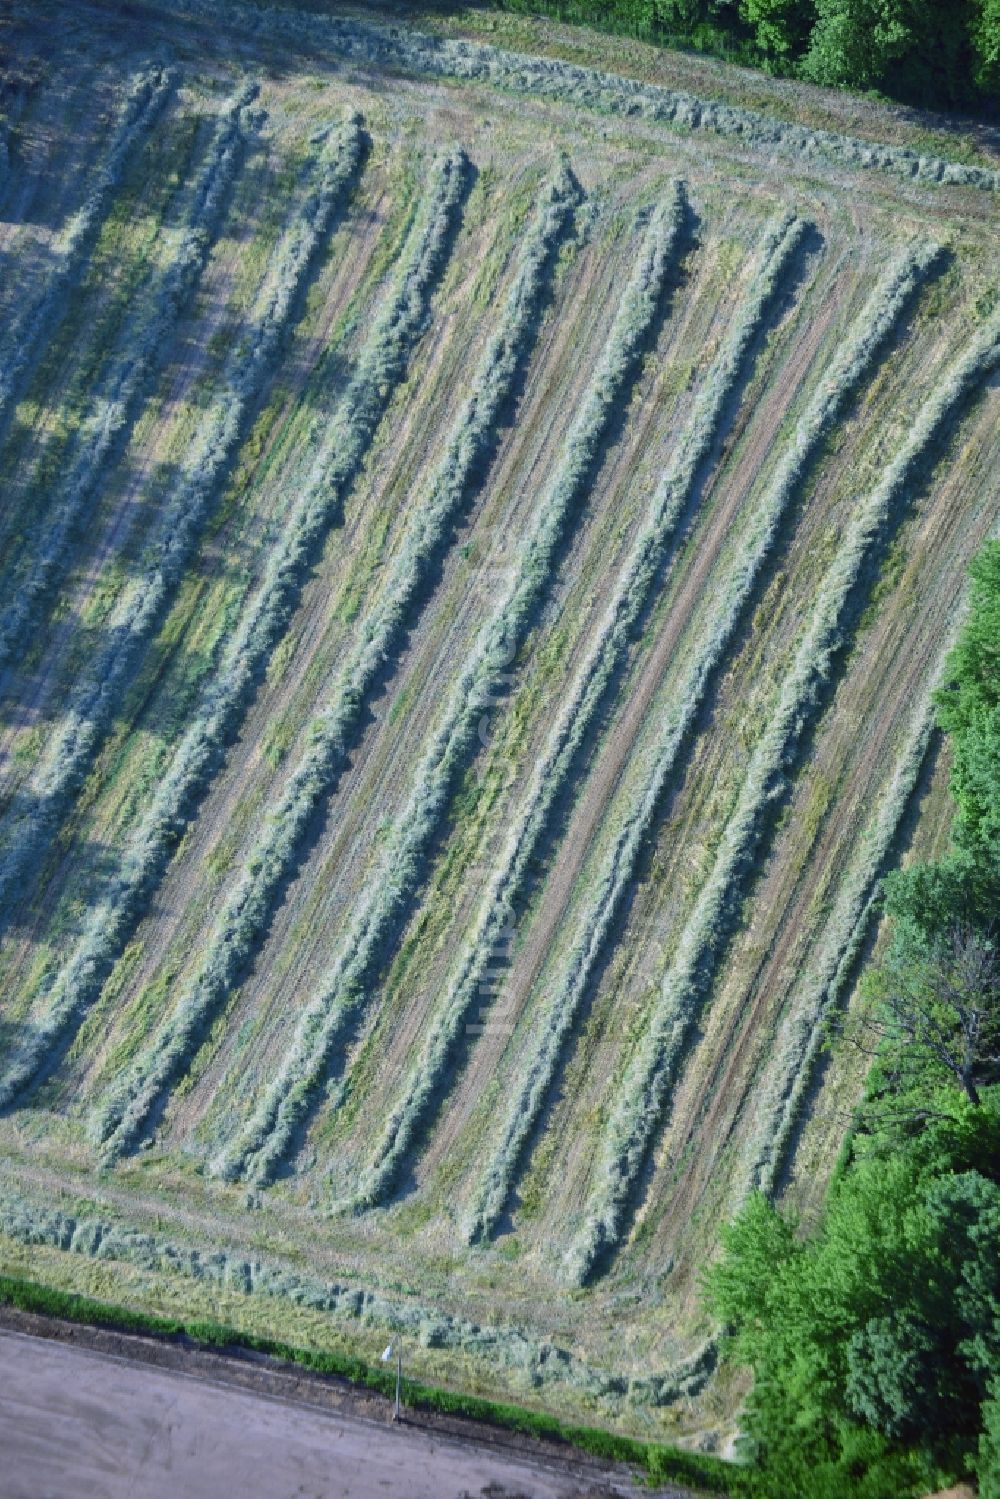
<box><xmin>343</xmin><ymin>209</ymin><xmax>809</xmax><ymax>1215</ymax></box>
<box><xmin>84</xmin><ymin>146</ymin><xmax>472</xmax><ymax>1159</ymax></box>
<box><xmin>567</xmin><ymin>307</ymin><xmax>1000</xmax><ymax>1285</ymax></box>
<box><xmin>0</xmin><ymin>113</ymin><xmax>367</xmax><ymax>1110</ymax></box>
<box><xmin>212</xmin><ymin>181</ymin><xmax>685</xmax><ymax>1187</ymax></box>
<box><xmin>463</xmin><ymin>238</ymin><xmax>942</xmax><ymax>1250</ymax></box>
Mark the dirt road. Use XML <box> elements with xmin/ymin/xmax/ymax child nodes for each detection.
<box><xmin>0</xmin><ymin>1326</ymin><xmax>683</xmax><ymax>1499</ymax></box>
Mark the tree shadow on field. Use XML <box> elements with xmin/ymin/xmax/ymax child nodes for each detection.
<box><xmin>0</xmin><ymin>602</ymin><xmax>222</xmax><ymax>942</ymax></box>
<box><xmin>0</xmin><ymin>455</ymin><xmax>216</xmax><ymax>738</ymax></box>
<box><xmin>0</xmin><ymin>128</ymin><xmax>372</xmax><ymax>910</ymax></box>
<box><xmin>0</xmin><ymin>625</ymin><xmax>260</xmax><ymax>1124</ymax></box>
<box><xmin>0</xmin><ymin>1014</ymin><xmax>32</xmax><ymax>1069</ymax></box>
<box><xmin>0</xmin><ymin>68</ymin><xmax>102</xmax><ymax>234</ymax></box>
<box><xmin>0</xmin><ymin>1012</ymin><xmax>60</xmax><ymax>1115</ymax></box>
<box><xmin>1</xmin><ymin>97</ymin><xmax>360</xmax><ymax>574</ymax></box>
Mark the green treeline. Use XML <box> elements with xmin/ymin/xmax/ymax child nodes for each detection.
<box><xmin>705</xmin><ymin>541</ymin><xmax>1000</xmax><ymax>1498</ymax></box>
<box><xmin>491</xmin><ymin>0</ymin><xmax>1000</xmax><ymax>112</ymax></box>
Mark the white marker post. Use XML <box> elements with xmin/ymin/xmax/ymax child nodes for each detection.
<box><xmin>381</xmin><ymin>1341</ymin><xmax>402</xmax><ymax>1421</ymax></box>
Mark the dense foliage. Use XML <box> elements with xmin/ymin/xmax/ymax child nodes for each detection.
<box><xmin>491</xmin><ymin>0</ymin><xmax>1000</xmax><ymax>111</ymax></box>
<box><xmin>705</xmin><ymin>541</ymin><xmax>1000</xmax><ymax>1497</ymax></box>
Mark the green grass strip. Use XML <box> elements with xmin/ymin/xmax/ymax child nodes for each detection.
<box><xmin>131</xmin><ymin>0</ymin><xmax>1000</xmax><ymax>192</ymax></box>
<box><xmin>0</xmin><ymin>1271</ymin><xmax>750</xmax><ymax>1494</ymax></box>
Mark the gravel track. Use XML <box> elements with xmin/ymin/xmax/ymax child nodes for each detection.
<box><xmin>0</xmin><ymin>1324</ymin><xmax>663</xmax><ymax>1499</ymax></box>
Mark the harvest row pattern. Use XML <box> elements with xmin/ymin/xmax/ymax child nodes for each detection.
<box><xmin>2</xmin><ymin>69</ymin><xmax>997</xmax><ymax>1316</ymax></box>
<box><xmin>567</xmin><ymin>309</ymin><xmax>1000</xmax><ymax>1285</ymax></box>
<box><xmin>464</xmin><ymin>242</ymin><xmax>940</xmax><ymax>1247</ymax></box>
<box><xmin>210</xmin><ymin>163</ymin><xmax>591</xmax><ymax>1183</ymax></box>
<box><xmin>106</xmin><ymin>181</ymin><xmax>681</xmax><ymax>1172</ymax></box>
<box><xmin>0</xmin><ymin>106</ymin><xmax>367</xmax><ymax>1106</ymax></box>
<box><xmin>87</xmin><ymin>148</ymin><xmax>474</xmax><ymax>1160</ymax></box>
<box><xmin>343</xmin><ymin>209</ymin><xmax>808</xmax><ymax>1214</ymax></box>
<box><xmin>739</xmin><ymin>315</ymin><xmax>1000</xmax><ymax>1202</ymax></box>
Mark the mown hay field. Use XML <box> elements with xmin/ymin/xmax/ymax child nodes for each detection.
<box><xmin>1</xmin><ymin>0</ymin><xmax>998</xmax><ymax>1445</ymax></box>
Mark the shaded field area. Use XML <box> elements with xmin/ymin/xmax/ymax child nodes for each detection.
<box><xmin>0</xmin><ymin>0</ymin><xmax>998</xmax><ymax>1452</ymax></box>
